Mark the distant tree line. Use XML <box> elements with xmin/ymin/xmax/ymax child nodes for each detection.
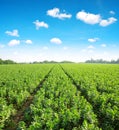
<box><xmin>0</xmin><ymin>58</ymin><xmax>74</xmax><ymax>64</ymax></box>
<box><xmin>1</xmin><ymin>57</ymin><xmax>119</xmax><ymax>64</ymax></box>
<box><xmin>32</xmin><ymin>60</ymin><xmax>74</xmax><ymax>64</ymax></box>
<box><xmin>85</xmin><ymin>58</ymin><xmax>119</xmax><ymax>64</ymax></box>
<box><xmin>0</xmin><ymin>58</ymin><xmax>16</xmax><ymax>64</ymax></box>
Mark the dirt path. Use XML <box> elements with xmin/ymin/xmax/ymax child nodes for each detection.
<box><xmin>4</xmin><ymin>66</ymin><xmax>54</xmax><ymax>130</ymax></box>
<box><xmin>60</xmin><ymin>65</ymin><xmax>102</xmax><ymax>129</ymax></box>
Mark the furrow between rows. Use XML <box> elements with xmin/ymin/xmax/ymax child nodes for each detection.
<box><xmin>4</xmin><ymin>66</ymin><xmax>54</xmax><ymax>130</ymax></box>
<box><xmin>60</xmin><ymin>65</ymin><xmax>102</xmax><ymax>129</ymax></box>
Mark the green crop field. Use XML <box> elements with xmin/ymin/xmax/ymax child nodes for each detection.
<box><xmin>0</xmin><ymin>64</ymin><xmax>119</xmax><ymax>130</ymax></box>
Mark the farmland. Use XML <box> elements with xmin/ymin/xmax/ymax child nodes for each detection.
<box><xmin>0</xmin><ymin>64</ymin><xmax>119</xmax><ymax>130</ymax></box>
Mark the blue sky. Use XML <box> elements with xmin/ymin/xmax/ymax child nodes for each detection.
<box><xmin>0</xmin><ymin>0</ymin><xmax>119</xmax><ymax>62</ymax></box>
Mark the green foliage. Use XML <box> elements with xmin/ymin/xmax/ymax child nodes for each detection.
<box><xmin>0</xmin><ymin>58</ymin><xmax>16</xmax><ymax>64</ymax></box>
<box><xmin>0</xmin><ymin>64</ymin><xmax>53</xmax><ymax>129</ymax></box>
<box><xmin>62</xmin><ymin>63</ymin><xmax>119</xmax><ymax>129</ymax></box>
<box><xmin>0</xmin><ymin>63</ymin><xmax>118</xmax><ymax>129</ymax></box>
<box><xmin>85</xmin><ymin>58</ymin><xmax>119</xmax><ymax>64</ymax></box>
<box><xmin>24</xmin><ymin>66</ymin><xmax>100</xmax><ymax>130</ymax></box>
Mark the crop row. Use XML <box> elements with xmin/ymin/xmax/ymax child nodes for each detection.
<box><xmin>61</xmin><ymin>64</ymin><xmax>119</xmax><ymax>130</ymax></box>
<box><xmin>17</xmin><ymin>65</ymin><xmax>101</xmax><ymax>130</ymax></box>
<box><xmin>0</xmin><ymin>64</ymin><xmax>53</xmax><ymax>129</ymax></box>
<box><xmin>0</xmin><ymin>63</ymin><xmax>118</xmax><ymax>130</ymax></box>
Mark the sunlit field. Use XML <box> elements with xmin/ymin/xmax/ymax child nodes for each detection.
<box><xmin>0</xmin><ymin>64</ymin><xmax>119</xmax><ymax>130</ymax></box>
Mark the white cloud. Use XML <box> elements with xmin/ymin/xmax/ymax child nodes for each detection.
<box><xmin>109</xmin><ymin>11</ymin><xmax>115</xmax><ymax>15</ymax></box>
<box><xmin>50</xmin><ymin>38</ymin><xmax>62</xmax><ymax>44</ymax></box>
<box><xmin>76</xmin><ymin>10</ymin><xmax>117</xmax><ymax>27</ymax></box>
<box><xmin>88</xmin><ymin>38</ymin><xmax>99</xmax><ymax>43</ymax></box>
<box><xmin>5</xmin><ymin>29</ymin><xmax>19</xmax><ymax>37</ymax></box>
<box><xmin>101</xmin><ymin>44</ymin><xmax>106</xmax><ymax>47</ymax></box>
<box><xmin>88</xmin><ymin>45</ymin><xmax>95</xmax><ymax>49</ymax></box>
<box><xmin>25</xmin><ymin>40</ymin><xmax>32</xmax><ymax>44</ymax></box>
<box><xmin>76</xmin><ymin>10</ymin><xmax>101</xmax><ymax>24</ymax></box>
<box><xmin>81</xmin><ymin>45</ymin><xmax>95</xmax><ymax>53</ymax></box>
<box><xmin>33</xmin><ymin>20</ymin><xmax>48</xmax><ymax>30</ymax></box>
<box><xmin>99</xmin><ymin>17</ymin><xmax>117</xmax><ymax>27</ymax></box>
<box><xmin>8</xmin><ymin>39</ymin><xmax>20</xmax><ymax>46</ymax></box>
<box><xmin>47</xmin><ymin>8</ymin><xmax>72</xmax><ymax>19</ymax></box>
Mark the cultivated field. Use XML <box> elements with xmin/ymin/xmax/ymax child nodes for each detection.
<box><xmin>0</xmin><ymin>64</ymin><xmax>119</xmax><ymax>130</ymax></box>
